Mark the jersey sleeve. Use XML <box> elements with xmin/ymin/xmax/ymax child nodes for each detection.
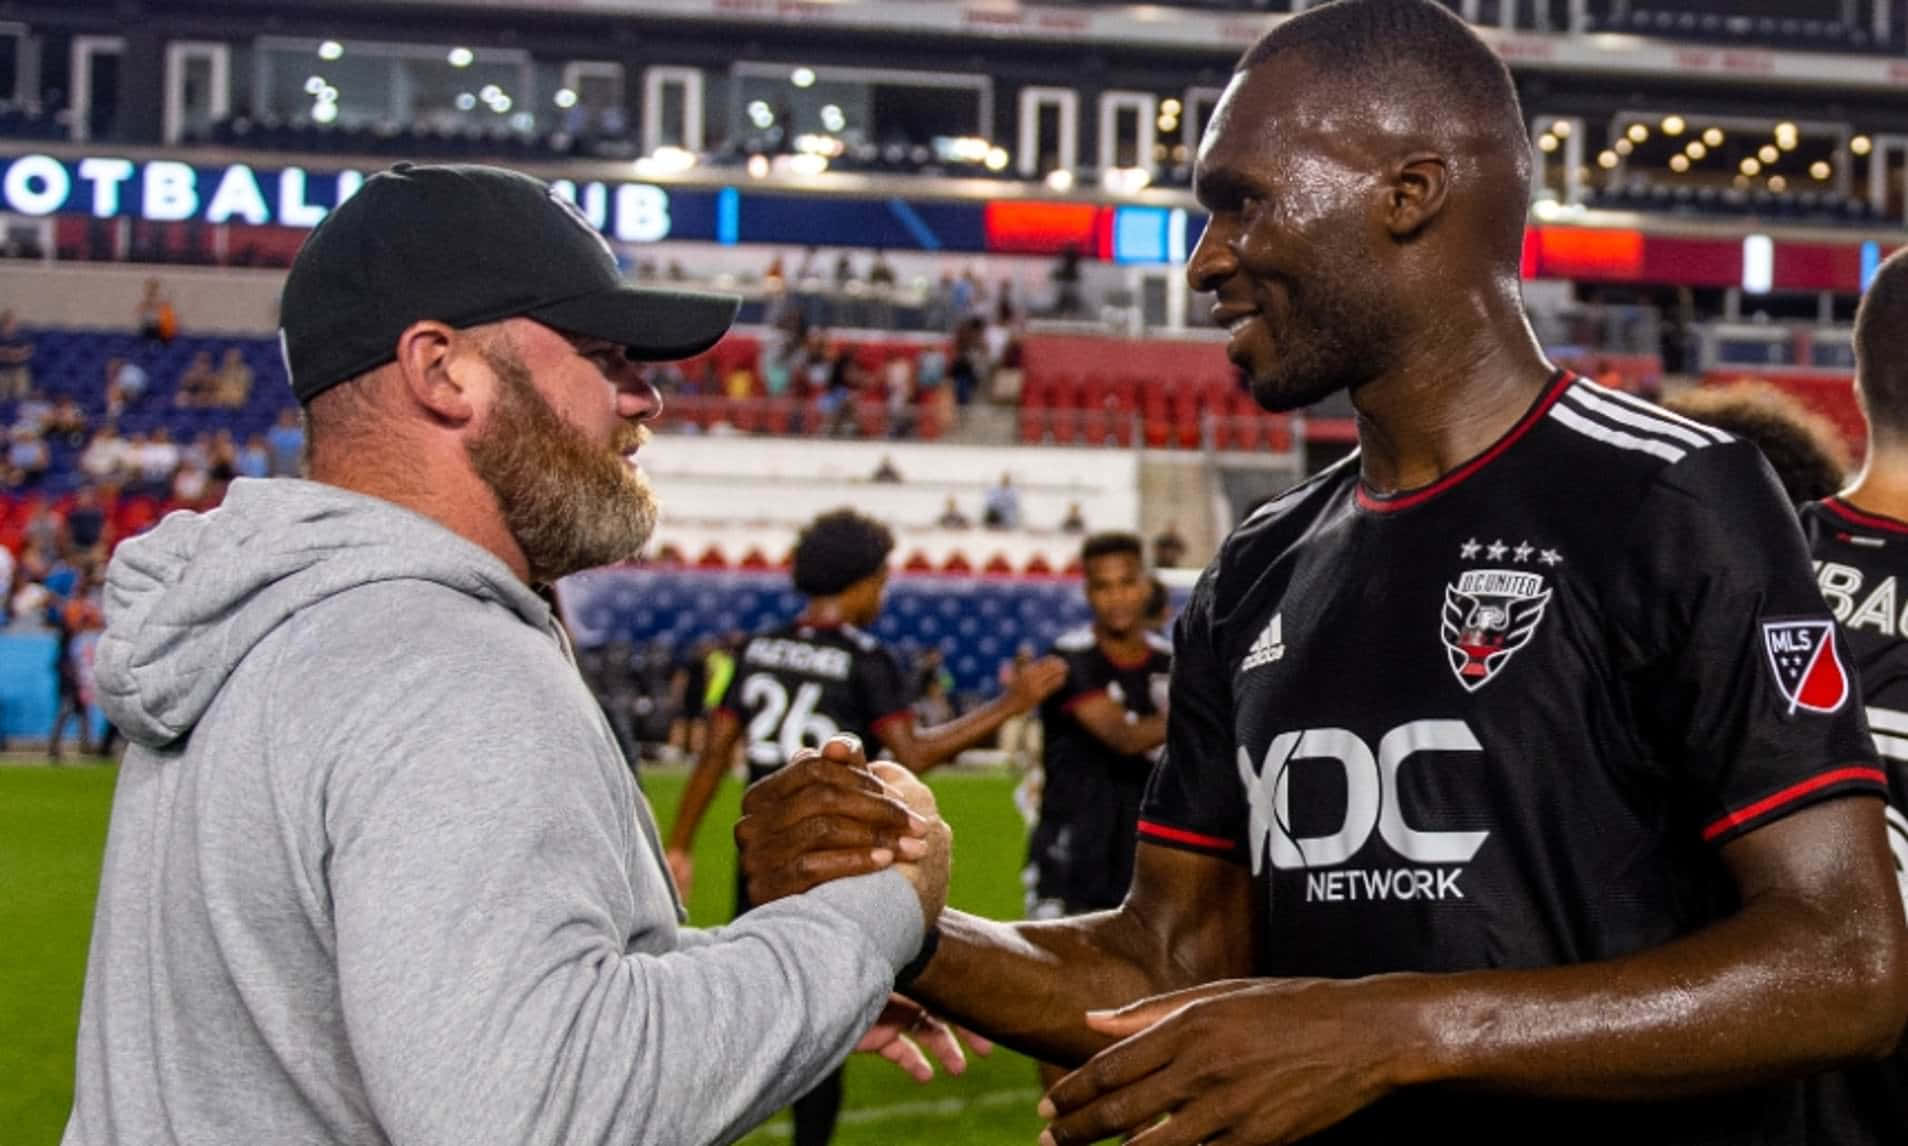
<box><xmin>1611</xmin><ymin>441</ymin><xmax>1885</xmax><ymax>847</ymax></box>
<box><xmin>1139</xmin><ymin>565</ymin><xmax>1248</xmax><ymax>863</ymax></box>
<box><xmin>857</xmin><ymin>646</ymin><xmax>914</xmax><ymax>737</ymax></box>
<box><xmin>1055</xmin><ymin>643</ymin><xmax>1114</xmax><ymax>714</ymax></box>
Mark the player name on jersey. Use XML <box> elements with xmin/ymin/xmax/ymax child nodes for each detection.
<box><xmin>740</xmin><ymin>636</ymin><xmax>853</xmax><ymax>681</ymax></box>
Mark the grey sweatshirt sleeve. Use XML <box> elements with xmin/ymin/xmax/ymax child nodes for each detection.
<box><xmin>317</xmin><ymin>626</ymin><xmax>923</xmax><ymax>1146</ymax></box>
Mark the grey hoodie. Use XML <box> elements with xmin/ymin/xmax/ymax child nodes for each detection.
<box><xmin>63</xmin><ymin>478</ymin><xmax>923</xmax><ymax>1146</ymax></box>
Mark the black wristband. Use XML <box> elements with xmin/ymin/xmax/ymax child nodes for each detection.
<box><xmin>894</xmin><ymin>925</ymin><xmax>941</xmax><ymax>989</ymax></box>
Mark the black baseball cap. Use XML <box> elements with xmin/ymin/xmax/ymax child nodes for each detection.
<box><xmin>278</xmin><ymin>162</ymin><xmax>739</xmax><ymax>403</ymax></box>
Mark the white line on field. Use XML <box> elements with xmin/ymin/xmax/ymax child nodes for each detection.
<box><xmin>750</xmin><ymin>1086</ymin><xmax>1043</xmax><ymax>1137</ymax></box>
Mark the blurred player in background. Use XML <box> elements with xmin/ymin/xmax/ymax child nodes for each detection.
<box><xmin>1796</xmin><ymin>245</ymin><xmax>1908</xmax><ymax>1143</ymax></box>
<box><xmin>665</xmin><ymin>506</ymin><xmax>1063</xmax><ymax>1146</ymax></box>
<box><xmin>1662</xmin><ymin>381</ymin><xmax>1850</xmax><ymax>506</ymax></box>
<box><xmin>1025</xmin><ymin>532</ymin><xmax>1169</xmax><ymax>924</ymax></box>
<box><xmin>1023</xmin><ymin>532</ymin><xmax>1169</xmax><ymax>1089</ymax></box>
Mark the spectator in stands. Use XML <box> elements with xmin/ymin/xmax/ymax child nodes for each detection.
<box><xmin>5</xmin><ymin>425</ymin><xmax>49</xmax><ymax>488</ymax></box>
<box><xmin>235</xmin><ymin>433</ymin><xmax>270</xmax><ymax>479</ymax></box>
<box><xmin>135</xmin><ymin>277</ymin><xmax>178</xmax><ymax>345</ymax></box>
<box><xmin>1060</xmin><ymin>501</ymin><xmax>1087</xmax><ymax>533</ymax></box>
<box><xmin>78</xmin><ymin>428</ymin><xmax>126</xmax><ymax>486</ymax></box>
<box><xmin>951</xmin><ymin>317</ymin><xmax>988</xmax><ymax>407</ymax></box>
<box><xmin>1151</xmin><ymin>523</ymin><xmax>1187</xmax><ymax>569</ymax></box>
<box><xmin>981</xmin><ymin>472</ymin><xmax>1021</xmax><ymax>529</ymax></box>
<box><xmin>872</xmin><ymin>455</ymin><xmax>904</xmax><ymax>483</ymax></box>
<box><xmin>23</xmin><ymin>496</ymin><xmax>58</xmax><ymax>555</ymax></box>
<box><xmin>176</xmin><ymin>351</ymin><xmax>219</xmax><ymax>408</ymax></box>
<box><xmin>46</xmin><ymin>397</ymin><xmax>88</xmax><ymax>448</ymax></box>
<box><xmin>834</xmin><ymin>251</ymin><xmax>857</xmax><ymax>288</ymax></box>
<box><xmin>214</xmin><ymin>347</ymin><xmax>254</xmax><ymax>408</ymax></box>
<box><xmin>869</xmin><ymin>250</ymin><xmax>897</xmax><ymax>288</ymax></box>
<box><xmin>104</xmin><ymin>356</ymin><xmax>148</xmax><ymax>417</ymax></box>
<box><xmin>0</xmin><ymin>310</ymin><xmax>33</xmax><ymax>399</ymax></box>
<box><xmin>15</xmin><ymin>388</ymin><xmax>52</xmax><ymax>434</ymax></box>
<box><xmin>171</xmin><ymin>456</ymin><xmax>211</xmax><ymax>504</ymax></box>
<box><xmin>937</xmin><ymin>496</ymin><xmax>972</xmax><ymax>529</ymax></box>
<box><xmin>1051</xmin><ymin>245</ymin><xmax>1084</xmax><ymax>317</ymax></box>
<box><xmin>266</xmin><ymin>408</ymin><xmax>305</xmax><ymax>476</ymax></box>
<box><xmin>133</xmin><ymin>428</ymin><xmax>181</xmax><ymax>496</ymax></box>
<box><xmin>61</xmin><ymin>487</ymin><xmax>109</xmax><ymax>565</ymax></box>
<box><xmin>883</xmin><ymin>354</ymin><xmax>915</xmax><ymax>438</ymax></box>
<box><xmin>48</xmin><ymin>566</ymin><xmax>105</xmax><ymax>761</ymax></box>
<box><xmin>1660</xmin><ymin>381</ymin><xmax>1850</xmax><ymax>506</ymax></box>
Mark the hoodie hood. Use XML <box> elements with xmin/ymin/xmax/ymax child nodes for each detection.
<box><xmin>96</xmin><ymin>478</ymin><xmax>550</xmax><ymax>747</ymax></box>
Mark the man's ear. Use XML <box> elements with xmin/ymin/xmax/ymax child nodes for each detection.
<box><xmin>391</xmin><ymin>320</ymin><xmax>478</xmax><ymax>427</ymax></box>
<box><xmin>1385</xmin><ymin>153</ymin><xmax>1450</xmax><ymax>239</ymax></box>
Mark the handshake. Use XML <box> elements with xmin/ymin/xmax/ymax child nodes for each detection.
<box><xmin>730</xmin><ymin>733</ymin><xmax>953</xmax><ymax>928</ymax></box>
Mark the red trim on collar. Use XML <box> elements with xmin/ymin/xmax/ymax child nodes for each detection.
<box><xmin>1355</xmin><ymin>370</ymin><xmax>1574</xmax><ymax>515</ymax></box>
<box><xmin>1823</xmin><ymin>497</ymin><xmax>1908</xmax><ymax>537</ymax></box>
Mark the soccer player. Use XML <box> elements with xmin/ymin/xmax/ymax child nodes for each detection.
<box><xmin>664</xmin><ymin>507</ymin><xmax>1064</xmax><ymax>1146</ymax></box>
<box><xmin>1026</xmin><ymin>532</ymin><xmax>1171</xmax><ymax>922</ymax></box>
<box><xmin>1796</xmin><ymin>246</ymin><xmax>1908</xmax><ymax>1143</ymax></box>
<box><xmin>1662</xmin><ymin>381</ymin><xmax>1850</xmax><ymax>506</ymax></box>
<box><xmin>861</xmin><ymin>4</ymin><xmax>1906</xmax><ymax>1143</ymax></box>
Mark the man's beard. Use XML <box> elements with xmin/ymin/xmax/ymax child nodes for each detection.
<box><xmin>466</xmin><ymin>344</ymin><xmax>658</xmax><ymax>583</ymax></box>
<box><xmin>1245</xmin><ymin>267</ymin><xmax>1401</xmax><ymax>415</ymax></box>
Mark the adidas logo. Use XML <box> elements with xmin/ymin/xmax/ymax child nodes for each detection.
<box><xmin>1242</xmin><ymin>613</ymin><xmax>1285</xmax><ymax>671</ymax></box>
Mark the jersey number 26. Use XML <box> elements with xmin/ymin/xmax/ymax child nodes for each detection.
<box><xmin>741</xmin><ymin>673</ymin><xmax>842</xmax><ymax>769</ymax></box>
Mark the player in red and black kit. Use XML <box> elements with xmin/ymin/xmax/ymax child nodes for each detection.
<box><xmin>663</xmin><ymin>508</ymin><xmax>1063</xmax><ymax>1146</ymax></box>
<box><xmin>870</xmin><ymin>5</ymin><xmax>1908</xmax><ymax>1144</ymax></box>
<box><xmin>1027</xmin><ymin>532</ymin><xmax>1171</xmax><ymax>921</ymax></box>
<box><xmin>1796</xmin><ymin>246</ymin><xmax>1908</xmax><ymax>1144</ymax></box>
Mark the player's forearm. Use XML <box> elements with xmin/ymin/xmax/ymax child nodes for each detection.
<box><xmin>897</xmin><ymin>695</ymin><xmax>1021</xmax><ymax>772</ymax></box>
<box><xmin>665</xmin><ymin>744</ymin><xmax>732</xmax><ymax>852</ymax></box>
<box><xmin>1097</xmin><ymin>714</ymin><xmax>1166</xmax><ymax>757</ymax></box>
<box><xmin>1383</xmin><ymin>890</ymin><xmax>1906</xmax><ymax>1099</ymax></box>
<box><xmin>908</xmin><ymin>906</ymin><xmax>1216</xmax><ymax>1065</ymax></box>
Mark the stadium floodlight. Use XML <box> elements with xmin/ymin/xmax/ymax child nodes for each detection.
<box><xmin>455</xmin><ymin>93</ymin><xmax>477</xmax><ymax>112</ymax></box>
<box><xmin>554</xmin><ymin>89</ymin><xmax>578</xmax><ymax>110</ymax></box>
<box><xmin>1741</xmin><ymin>157</ymin><xmax>1762</xmax><ymax>176</ymax></box>
<box><xmin>1767</xmin><ymin>175</ymin><xmax>1788</xmax><ymax>192</ymax></box>
<box><xmin>789</xmin><ymin>153</ymin><xmax>828</xmax><ymax>176</ymax></box>
<box><xmin>1742</xmin><ymin>234</ymin><xmax>1773</xmax><ymax>294</ymax></box>
<box><xmin>1669</xmin><ymin>155</ymin><xmax>1689</xmax><ymax>173</ymax></box>
<box><xmin>747</xmin><ymin>101</ymin><xmax>774</xmax><ymax>130</ymax></box>
<box><xmin>1614</xmin><ymin>139</ymin><xmax>1633</xmax><ymax>156</ymax></box>
<box><xmin>448</xmin><ymin>47</ymin><xmax>474</xmax><ymax>68</ymax></box>
<box><xmin>1537</xmin><ymin>134</ymin><xmax>1559</xmax><ymax>153</ymax></box>
<box><xmin>313</xmin><ymin>102</ymin><xmax>338</xmax><ymax>125</ymax></box>
<box><xmin>1596</xmin><ymin>150</ymin><xmax>1619</xmax><ymax>169</ymax></box>
<box><xmin>1045</xmin><ymin>168</ymin><xmax>1076</xmax><ymax>192</ymax></box>
<box><xmin>1758</xmin><ymin>145</ymin><xmax>1779</xmax><ymax>164</ymax></box>
<box><xmin>1626</xmin><ymin>124</ymin><xmax>1648</xmax><ymax>143</ymax></box>
<box><xmin>480</xmin><ymin>85</ymin><xmax>503</xmax><ymax>102</ymax></box>
<box><xmin>1550</xmin><ymin>120</ymin><xmax>1572</xmax><ymax>137</ymax></box>
<box><xmin>1812</xmin><ymin>161</ymin><xmax>1832</xmax><ymax>180</ymax></box>
<box><xmin>747</xmin><ymin>155</ymin><xmax>771</xmax><ymax>179</ymax></box>
<box><xmin>634</xmin><ymin>147</ymin><xmax>698</xmax><ymax>178</ymax></box>
<box><xmin>490</xmin><ymin>95</ymin><xmax>512</xmax><ymax>113</ymax></box>
<box><xmin>1703</xmin><ymin>127</ymin><xmax>1724</xmax><ymax>146</ymax></box>
<box><xmin>318</xmin><ymin>41</ymin><xmax>344</xmax><ymax>61</ymax></box>
<box><xmin>1661</xmin><ymin>115</ymin><xmax>1685</xmax><ymax>136</ymax></box>
<box><xmin>791</xmin><ymin>67</ymin><xmax>817</xmax><ymax>89</ymax></box>
<box><xmin>305</xmin><ymin>77</ymin><xmax>327</xmax><ymax>96</ymax></box>
<box><xmin>1686</xmin><ymin>141</ymin><xmax>1707</xmax><ymax>160</ymax></box>
<box><xmin>820</xmin><ymin>105</ymin><xmax>846</xmax><ymax>133</ymax></box>
<box><xmin>985</xmin><ymin>147</ymin><xmax>1010</xmax><ymax>172</ymax></box>
<box><xmin>1853</xmin><ymin>135</ymin><xmax>1874</xmax><ymax>156</ymax></box>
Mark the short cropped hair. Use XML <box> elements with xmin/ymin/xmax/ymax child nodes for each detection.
<box><xmin>1857</xmin><ymin>247</ymin><xmax>1908</xmax><ymax>440</ymax></box>
<box><xmin>791</xmin><ymin>508</ymin><xmax>895</xmax><ymax>597</ymax></box>
<box><xmin>1080</xmin><ymin>531</ymin><xmax>1144</xmax><ymax>567</ymax></box>
<box><xmin>1660</xmin><ymin>383</ymin><xmax>1850</xmax><ymax>506</ymax></box>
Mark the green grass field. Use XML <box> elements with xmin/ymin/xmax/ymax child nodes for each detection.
<box><xmin>0</xmin><ymin>762</ymin><xmax>1048</xmax><ymax>1145</ymax></box>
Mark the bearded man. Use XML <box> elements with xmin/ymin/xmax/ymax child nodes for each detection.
<box><xmin>63</xmin><ymin>163</ymin><xmax>960</xmax><ymax>1146</ymax></box>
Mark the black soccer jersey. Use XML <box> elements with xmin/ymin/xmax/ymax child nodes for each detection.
<box><xmin>1027</xmin><ymin>626</ymin><xmax>1173</xmax><ymax>912</ymax></box>
<box><xmin>716</xmin><ymin>620</ymin><xmax>913</xmax><ymax>783</ymax></box>
<box><xmin>1139</xmin><ymin>372</ymin><xmax>1885</xmax><ymax>1145</ymax></box>
<box><xmin>1800</xmin><ymin>496</ymin><xmax>1908</xmax><ymax>1146</ymax></box>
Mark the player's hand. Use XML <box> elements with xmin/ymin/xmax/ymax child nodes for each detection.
<box><xmin>855</xmin><ymin>994</ymin><xmax>995</xmax><ymax>1082</ymax></box>
<box><xmin>734</xmin><ymin>734</ymin><xmax>930</xmax><ymax>906</ymax></box>
<box><xmin>664</xmin><ymin>846</ymin><xmax>694</xmax><ymax>901</ymax></box>
<box><xmin>1005</xmin><ymin>656</ymin><xmax>1069</xmax><ymax>713</ymax></box>
<box><xmin>869</xmin><ymin>760</ymin><xmax>952</xmax><ymax>927</ymax></box>
<box><xmin>1037</xmin><ymin>978</ymin><xmax>1409</xmax><ymax>1146</ymax></box>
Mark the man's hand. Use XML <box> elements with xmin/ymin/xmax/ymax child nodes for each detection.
<box><xmin>664</xmin><ymin>846</ymin><xmax>694</xmax><ymax>901</ymax></box>
<box><xmin>1004</xmin><ymin>656</ymin><xmax>1069</xmax><ymax>713</ymax></box>
<box><xmin>869</xmin><ymin>760</ymin><xmax>952</xmax><ymax>927</ymax></box>
<box><xmin>1037</xmin><ymin>978</ymin><xmax>1408</xmax><ymax>1146</ymax></box>
<box><xmin>856</xmin><ymin>994</ymin><xmax>996</xmax><ymax>1082</ymax></box>
<box><xmin>735</xmin><ymin>735</ymin><xmax>930</xmax><ymax>905</ymax></box>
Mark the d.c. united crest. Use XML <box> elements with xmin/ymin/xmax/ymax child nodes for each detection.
<box><xmin>1440</xmin><ymin>569</ymin><xmax>1552</xmax><ymax>691</ymax></box>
